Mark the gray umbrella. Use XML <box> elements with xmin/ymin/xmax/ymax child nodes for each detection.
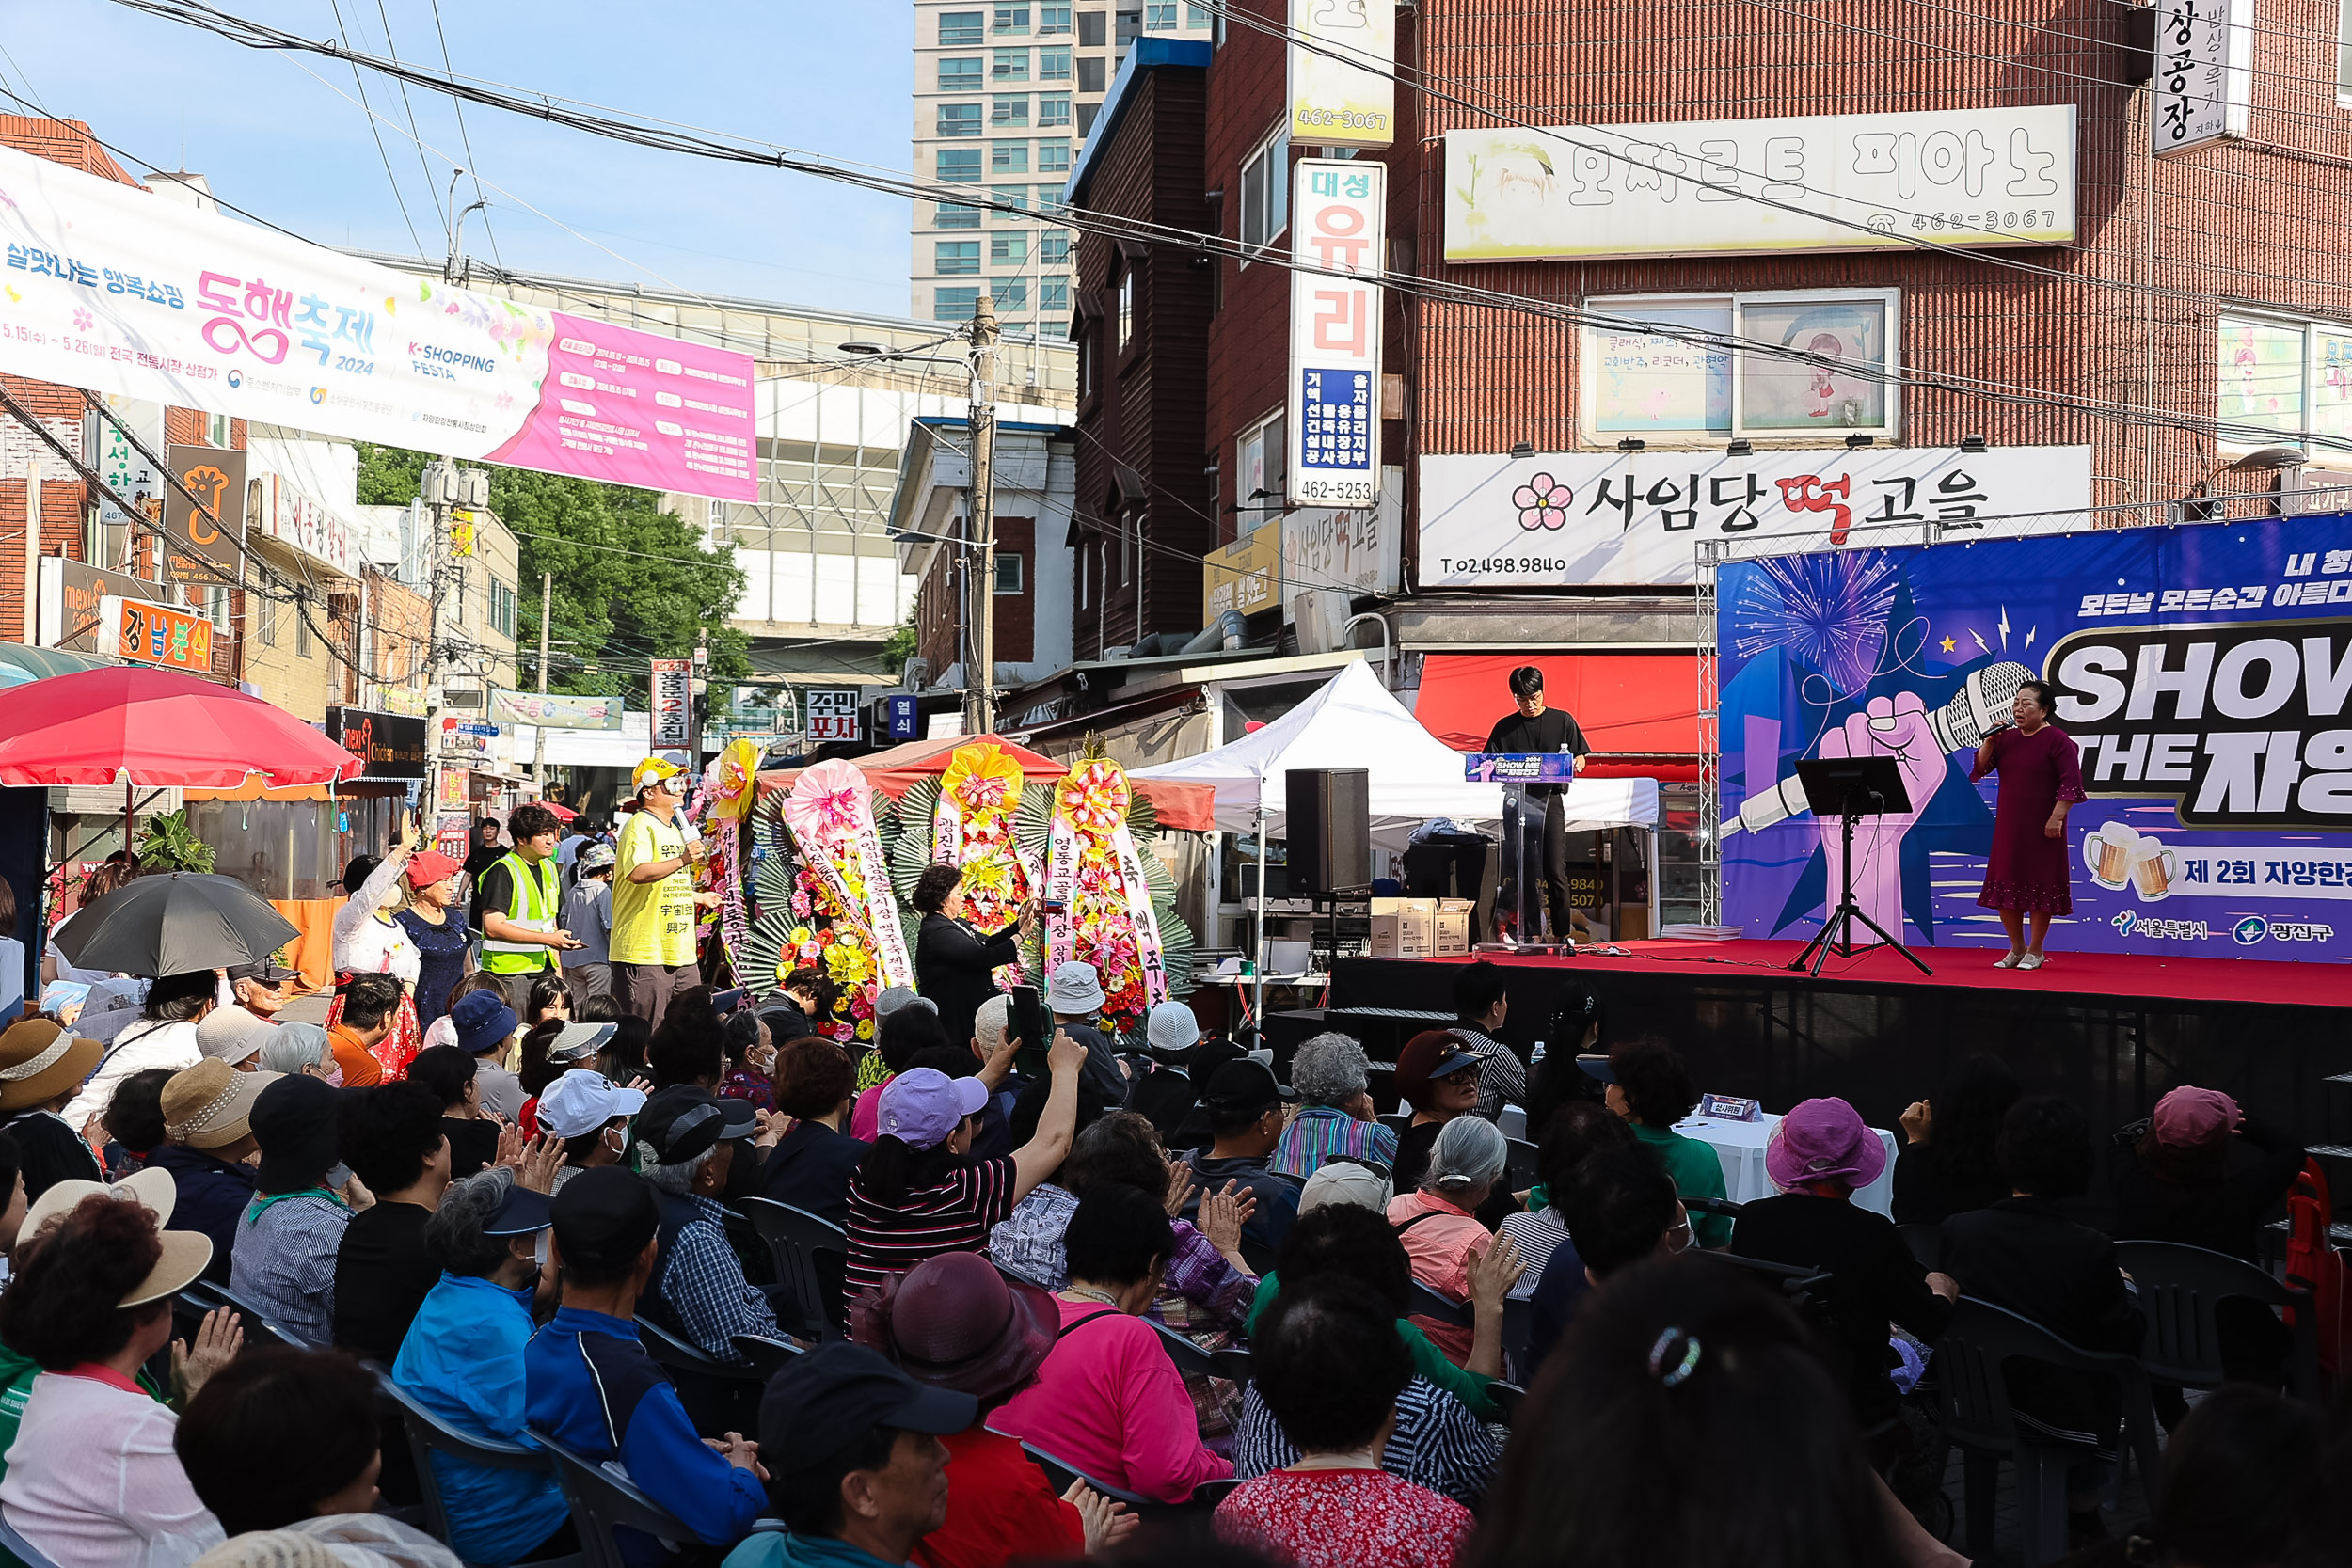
<box><xmin>51</xmin><ymin>872</ymin><xmax>302</xmax><ymax>977</ymax></box>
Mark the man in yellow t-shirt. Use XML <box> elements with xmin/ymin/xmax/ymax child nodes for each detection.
<box><xmin>612</xmin><ymin>756</ymin><xmax>721</xmax><ymax>1031</ymax></box>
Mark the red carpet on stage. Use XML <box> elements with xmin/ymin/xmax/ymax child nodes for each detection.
<box><xmin>1438</xmin><ymin>939</ymin><xmax>2352</xmax><ymax>1010</ymax></box>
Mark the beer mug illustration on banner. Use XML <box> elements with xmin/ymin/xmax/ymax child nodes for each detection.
<box><xmin>2083</xmin><ymin>821</ymin><xmax>2137</xmax><ymax>890</ymax></box>
<box><xmin>2131</xmin><ymin>838</ymin><xmax>2181</xmax><ymax>901</ymax></box>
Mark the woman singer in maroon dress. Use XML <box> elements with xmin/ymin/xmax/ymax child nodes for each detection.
<box><xmin>1971</xmin><ymin>679</ymin><xmax>2085</xmax><ymax>973</ymax></box>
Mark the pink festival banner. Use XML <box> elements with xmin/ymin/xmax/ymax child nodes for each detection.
<box><xmin>0</xmin><ymin>140</ymin><xmax>755</xmax><ymax>501</ymax></box>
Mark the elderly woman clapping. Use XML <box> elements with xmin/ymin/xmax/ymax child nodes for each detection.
<box><xmin>1271</xmin><ymin>1032</ymin><xmax>1400</xmax><ymax>1183</ymax></box>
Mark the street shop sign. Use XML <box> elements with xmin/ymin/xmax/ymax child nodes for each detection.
<box><xmin>1418</xmin><ymin>445</ymin><xmax>2094</xmax><ymax>588</ymax></box>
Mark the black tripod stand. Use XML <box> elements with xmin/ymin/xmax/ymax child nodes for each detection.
<box><xmin>1788</xmin><ymin>755</ymin><xmax>1933</xmax><ymax>978</ymax></box>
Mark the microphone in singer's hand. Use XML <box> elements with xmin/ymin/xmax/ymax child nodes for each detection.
<box><xmin>1719</xmin><ymin>661</ymin><xmax>2034</xmax><ymax>839</ymax></box>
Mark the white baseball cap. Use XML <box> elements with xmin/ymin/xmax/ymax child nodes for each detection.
<box><xmin>534</xmin><ymin>1069</ymin><xmax>647</xmax><ymax>1140</ymax></box>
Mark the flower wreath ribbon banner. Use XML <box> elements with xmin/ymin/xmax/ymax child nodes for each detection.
<box><xmin>932</xmin><ymin>741</ymin><xmax>1034</xmax><ymax>927</ymax></box>
<box><xmin>784</xmin><ymin>758</ymin><xmax>914</xmax><ymax>991</ymax></box>
<box><xmin>696</xmin><ymin>739</ymin><xmax>766</xmax><ymax>974</ymax></box>
<box><xmin>1043</xmin><ymin>758</ymin><xmax>1168</xmax><ymax>1018</ymax></box>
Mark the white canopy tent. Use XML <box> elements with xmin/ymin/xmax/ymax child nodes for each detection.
<box><xmin>1134</xmin><ymin>660</ymin><xmax>1661</xmax><ymax>1010</ymax></box>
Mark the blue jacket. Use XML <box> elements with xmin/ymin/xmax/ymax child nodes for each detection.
<box><xmin>723</xmin><ymin>1531</ymin><xmax>896</xmax><ymax>1568</ymax></box>
<box><xmin>526</xmin><ymin>1306</ymin><xmax>766</xmax><ymax>1561</ymax></box>
<box><xmin>142</xmin><ymin>1143</ymin><xmax>257</xmax><ymax>1286</ymax></box>
<box><xmin>393</xmin><ymin>1272</ymin><xmax>569</xmax><ymax>1565</ymax></box>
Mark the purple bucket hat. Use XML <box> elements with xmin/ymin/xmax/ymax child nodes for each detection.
<box><xmin>878</xmin><ymin>1067</ymin><xmax>990</xmax><ymax>1151</ymax></box>
<box><xmin>1765</xmin><ymin>1098</ymin><xmax>1887</xmax><ymax>1192</ymax></box>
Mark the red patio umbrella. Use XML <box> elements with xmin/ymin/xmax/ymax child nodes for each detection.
<box><xmin>0</xmin><ymin>667</ymin><xmax>363</xmax><ymax>847</ymax></box>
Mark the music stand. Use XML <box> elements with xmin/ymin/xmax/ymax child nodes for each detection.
<box><xmin>1787</xmin><ymin>755</ymin><xmax>1933</xmax><ymax>978</ymax></box>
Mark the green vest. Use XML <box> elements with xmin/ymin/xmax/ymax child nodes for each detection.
<box><xmin>481</xmin><ymin>849</ymin><xmax>558</xmax><ymax>974</ymax></box>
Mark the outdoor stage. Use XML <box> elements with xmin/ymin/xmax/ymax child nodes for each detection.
<box><xmin>1308</xmin><ymin>941</ymin><xmax>2352</xmax><ymax>1211</ymax></box>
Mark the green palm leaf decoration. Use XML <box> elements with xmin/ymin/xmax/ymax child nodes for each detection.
<box><xmin>891</xmin><ymin>779</ymin><xmax>945</xmax><ymax>904</ymax></box>
<box><xmin>1127</xmin><ymin>793</ymin><xmax>1160</xmax><ymax>840</ymax></box>
<box><xmin>736</xmin><ymin>804</ymin><xmax>802</xmax><ymax>995</ymax></box>
<box><xmin>1014</xmin><ymin>787</ymin><xmax>1053</xmax><ymax>862</ymax></box>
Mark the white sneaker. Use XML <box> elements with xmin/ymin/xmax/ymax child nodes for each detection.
<box><xmin>1994</xmin><ymin>950</ymin><xmax>2023</xmax><ymax>969</ymax></box>
<box><xmin>2018</xmin><ymin>953</ymin><xmax>2045</xmax><ymax>971</ymax></box>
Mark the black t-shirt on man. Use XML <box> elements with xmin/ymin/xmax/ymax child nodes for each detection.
<box><xmin>332</xmin><ymin>1200</ymin><xmax>440</xmax><ymax>1365</ymax></box>
<box><xmin>1483</xmin><ymin>708</ymin><xmax>1591</xmax><ymax>797</ymax></box>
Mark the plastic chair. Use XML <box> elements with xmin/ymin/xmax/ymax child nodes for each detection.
<box><xmin>1501</xmin><ymin>1294</ymin><xmax>1534</xmax><ymax>1385</ymax></box>
<box><xmin>0</xmin><ymin>1511</ymin><xmax>64</xmax><ymax>1568</ymax></box>
<box><xmin>1931</xmin><ymin>1296</ymin><xmax>2164</xmax><ymax>1568</ymax></box>
<box><xmin>1496</xmin><ymin>1103</ymin><xmax>1528</xmax><ymax>1140</ymax></box>
<box><xmin>1377</xmin><ymin>1114</ymin><xmax>1413</xmax><ymax>1138</ymax></box>
<box><xmin>377</xmin><ymin>1376</ymin><xmax>582</xmax><ymax>1568</ymax></box>
<box><xmin>1193</xmin><ymin>1479</ymin><xmax>1243</xmax><ymax>1507</ymax></box>
<box><xmin>1898</xmin><ymin>1224</ymin><xmax>1946</xmax><ymax>1274</ymax></box>
<box><xmin>1209</xmin><ymin>1345</ymin><xmax>1254</xmax><ymax>1391</ymax></box>
<box><xmin>1147</xmin><ymin>1319</ymin><xmax>1217</xmax><ymax>1381</ymax></box>
<box><xmin>1005</xmin><ymin>1436</ymin><xmax>1210</xmax><ymax>1514</ymax></box>
<box><xmin>1484</xmin><ymin>1379</ymin><xmax>1527</xmax><ymax>1427</ymax></box>
<box><xmin>533</xmin><ymin>1431</ymin><xmax>698</xmax><ymax>1568</ymax></box>
<box><xmin>1408</xmin><ymin>1279</ymin><xmax>1472</xmax><ymax>1329</ymax></box>
<box><xmin>739</xmin><ymin>1197</ymin><xmax>848</xmax><ymax>1341</ymax></box>
<box><xmin>636</xmin><ymin>1317</ymin><xmax>763</xmax><ymax>1439</ymax></box>
<box><xmin>732</xmin><ymin>1334</ymin><xmax>803</xmax><ymax>1384</ymax></box>
<box><xmin>2114</xmin><ymin>1239</ymin><xmax>2321</xmax><ymax>1402</ymax></box>
<box><xmin>1504</xmin><ymin>1137</ymin><xmax>1539</xmax><ymax>1193</ymax></box>
<box><xmin>180</xmin><ymin>1279</ymin><xmax>304</xmax><ymax>1349</ymax></box>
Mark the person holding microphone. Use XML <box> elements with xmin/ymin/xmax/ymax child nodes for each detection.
<box><xmin>1970</xmin><ymin>680</ymin><xmax>2085</xmax><ymax>973</ymax></box>
<box><xmin>612</xmin><ymin>757</ymin><xmax>723</xmax><ymax>1030</ymax></box>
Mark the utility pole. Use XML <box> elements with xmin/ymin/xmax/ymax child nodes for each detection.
<box><xmin>532</xmin><ymin>569</ymin><xmax>551</xmax><ymax>787</ymax></box>
<box><xmin>964</xmin><ymin>293</ymin><xmax>999</xmax><ymax>737</ymax></box>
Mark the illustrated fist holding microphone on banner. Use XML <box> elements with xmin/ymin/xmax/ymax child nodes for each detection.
<box><xmin>1814</xmin><ymin>693</ymin><xmax>1948</xmax><ymax>944</ymax></box>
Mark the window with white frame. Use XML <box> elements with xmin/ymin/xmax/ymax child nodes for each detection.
<box><xmin>937</xmin><ymin>241</ymin><xmax>982</xmax><ymax>275</ymax></box>
<box><xmin>1037</xmin><ymin>141</ymin><xmax>1072</xmax><ymax>175</ymax></box>
<box><xmin>941</xmin><ymin>10</ymin><xmax>984</xmax><ymax>44</ymax></box>
<box><xmin>938</xmin><ymin>56</ymin><xmax>983</xmax><ymax>90</ymax></box>
<box><xmin>1235</xmin><ymin>409</ymin><xmax>1285</xmax><ymax>529</ymax></box>
<box><xmin>1041</xmin><ymin>276</ymin><xmax>1071</xmax><ymax>312</ymax></box>
<box><xmin>1039</xmin><ymin>3</ymin><xmax>1072</xmax><ymax>33</ymax></box>
<box><xmin>1039</xmin><ymin>46</ymin><xmax>1073</xmax><ymax>80</ymax></box>
<box><xmin>992</xmin><ymin>94</ymin><xmax>1029</xmax><ymax>126</ymax></box>
<box><xmin>939</xmin><ymin>103</ymin><xmax>983</xmax><ymax>137</ymax></box>
<box><xmin>1038</xmin><ymin>93</ymin><xmax>1072</xmax><ymax>126</ymax></box>
<box><xmin>2217</xmin><ymin>312</ymin><xmax>2352</xmax><ymax>449</ymax></box>
<box><xmin>1116</xmin><ymin>268</ymin><xmax>1135</xmax><ymax>350</ymax></box>
<box><xmin>1239</xmin><ymin>126</ymin><xmax>1289</xmax><ymax>260</ymax></box>
<box><xmin>937</xmin><ymin>202</ymin><xmax>982</xmax><ymax>229</ymax></box>
<box><xmin>993</xmin><ymin>6</ymin><xmax>1029</xmax><ymax>32</ymax></box>
<box><xmin>992</xmin><ymin>140</ymin><xmax>1030</xmax><ymax>173</ymax></box>
<box><xmin>1039</xmin><ymin>230</ymin><xmax>1072</xmax><ymax>265</ymax></box>
<box><xmin>993</xmin><ymin>47</ymin><xmax>1029</xmax><ymax>79</ymax></box>
<box><xmin>1187</xmin><ymin>2</ymin><xmax>1214</xmax><ymax>27</ymax></box>
<box><xmin>1580</xmin><ymin>290</ymin><xmax>1899</xmax><ymax>442</ymax></box>
<box><xmin>992</xmin><ymin>232</ymin><xmax>1028</xmax><ymax>265</ymax></box>
<box><xmin>994</xmin><ymin>554</ymin><xmax>1025</xmax><ymax>593</ymax></box>
<box><xmin>936</xmin><ymin>286</ymin><xmax>982</xmax><ymax>322</ymax></box>
<box><xmin>1145</xmin><ymin>2</ymin><xmax>1177</xmax><ymax>28</ymax></box>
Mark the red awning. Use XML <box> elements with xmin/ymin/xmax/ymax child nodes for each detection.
<box><xmin>755</xmin><ymin>734</ymin><xmax>1216</xmax><ymax>831</ymax></box>
<box><xmin>1414</xmin><ymin>654</ymin><xmax>1702</xmax><ymax>781</ymax></box>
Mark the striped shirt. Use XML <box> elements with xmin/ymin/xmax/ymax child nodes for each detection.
<box><xmin>843</xmin><ymin>1154</ymin><xmax>1019</xmax><ymax>1305</ymax></box>
<box><xmin>1231</xmin><ymin>1376</ymin><xmax>1502</xmax><ymax>1507</ymax></box>
<box><xmin>1270</xmin><ymin>1106</ymin><xmax>1400</xmax><ymax>1181</ymax></box>
<box><xmin>1497</xmin><ymin>1208</ymin><xmax>1569</xmax><ymax>1301</ymax></box>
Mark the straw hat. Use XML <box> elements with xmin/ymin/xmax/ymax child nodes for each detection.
<box><xmin>0</xmin><ymin>1018</ymin><xmax>103</xmax><ymax>1112</ymax></box>
<box><xmin>18</xmin><ymin>1168</ymin><xmax>211</xmax><ymax>1306</ymax></box>
<box><xmin>164</xmin><ymin>1059</ymin><xmax>280</xmax><ymax>1150</ymax></box>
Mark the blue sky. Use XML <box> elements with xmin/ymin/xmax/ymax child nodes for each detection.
<box><xmin>0</xmin><ymin>0</ymin><xmax>916</xmax><ymax>318</ymax></box>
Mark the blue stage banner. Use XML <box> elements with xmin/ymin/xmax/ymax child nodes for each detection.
<box><xmin>1718</xmin><ymin>514</ymin><xmax>2352</xmax><ymax>963</ymax></box>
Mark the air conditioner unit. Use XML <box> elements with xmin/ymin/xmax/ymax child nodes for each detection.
<box><xmin>1293</xmin><ymin>589</ymin><xmax>1349</xmax><ymax>655</ymax></box>
<box><xmin>440</xmin><ymin>688</ymin><xmax>485</xmax><ymax>710</ymax></box>
<box><xmin>902</xmin><ymin>657</ymin><xmax>932</xmax><ymax>689</ymax></box>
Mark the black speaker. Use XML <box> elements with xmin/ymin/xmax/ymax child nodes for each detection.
<box><xmin>1285</xmin><ymin>768</ymin><xmax>1372</xmax><ymax>897</ymax></box>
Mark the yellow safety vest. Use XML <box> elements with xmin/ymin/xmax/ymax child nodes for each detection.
<box><xmin>481</xmin><ymin>850</ymin><xmax>558</xmax><ymax>974</ymax></box>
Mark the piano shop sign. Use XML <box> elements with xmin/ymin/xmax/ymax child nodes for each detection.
<box><xmin>2052</xmin><ymin>618</ymin><xmax>2352</xmax><ymax>829</ymax></box>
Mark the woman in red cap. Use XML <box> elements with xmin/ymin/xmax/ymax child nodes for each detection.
<box><xmin>395</xmin><ymin>846</ymin><xmax>469</xmax><ymax>1035</ymax></box>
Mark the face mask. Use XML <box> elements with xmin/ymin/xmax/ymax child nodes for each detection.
<box><xmin>322</xmin><ymin>1064</ymin><xmax>345</xmax><ymax>1088</ymax></box>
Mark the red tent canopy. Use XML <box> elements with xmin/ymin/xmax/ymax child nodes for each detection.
<box><xmin>1415</xmin><ymin>654</ymin><xmax>1703</xmax><ymax>782</ymax></box>
<box><xmin>0</xmin><ymin>666</ymin><xmax>363</xmax><ymax>788</ymax></box>
<box><xmin>755</xmin><ymin>735</ymin><xmax>1216</xmax><ymax>832</ymax></box>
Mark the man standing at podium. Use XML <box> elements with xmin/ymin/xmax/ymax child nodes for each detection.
<box><xmin>1484</xmin><ymin>665</ymin><xmax>1590</xmax><ymax>941</ymax></box>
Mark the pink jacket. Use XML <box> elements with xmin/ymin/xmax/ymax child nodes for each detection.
<box><xmin>850</xmin><ymin>1077</ymin><xmax>894</xmax><ymax>1144</ymax></box>
<box><xmin>992</xmin><ymin>1297</ymin><xmax>1232</xmax><ymax>1503</ymax></box>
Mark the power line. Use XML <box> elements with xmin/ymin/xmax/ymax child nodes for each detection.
<box><xmin>424</xmin><ymin>0</ymin><xmax>501</xmax><ymax>267</ymax></box>
<box><xmin>365</xmin><ymin>0</ymin><xmax>446</xmax><ymax>230</ymax></box>
<box><xmin>323</xmin><ymin>0</ymin><xmax>428</xmax><ymax>255</ymax></box>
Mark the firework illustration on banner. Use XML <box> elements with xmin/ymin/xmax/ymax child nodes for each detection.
<box><xmin>1016</xmin><ymin>753</ymin><xmax>1196</xmax><ymax>1037</ymax></box>
<box><xmin>888</xmin><ymin>740</ymin><xmax>1035</xmax><ymax>985</ymax></box>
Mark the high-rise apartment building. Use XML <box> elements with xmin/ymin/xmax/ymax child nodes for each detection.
<box><xmin>910</xmin><ymin>2</ymin><xmax>1215</xmax><ymax>333</ymax></box>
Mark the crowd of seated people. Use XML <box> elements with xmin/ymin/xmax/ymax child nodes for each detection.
<box><xmin>0</xmin><ymin>942</ymin><xmax>2343</xmax><ymax>1568</ymax></box>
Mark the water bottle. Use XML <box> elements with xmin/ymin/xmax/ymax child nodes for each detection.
<box><xmin>1530</xmin><ymin>1038</ymin><xmax>1547</xmax><ymax>1067</ymax></box>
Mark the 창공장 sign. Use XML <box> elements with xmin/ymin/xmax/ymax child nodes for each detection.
<box><xmin>1444</xmin><ymin>105</ymin><xmax>2077</xmax><ymax>262</ymax></box>
<box><xmin>1288</xmin><ymin>158</ymin><xmax>1384</xmax><ymax>509</ymax></box>
<box><xmin>1718</xmin><ymin>512</ymin><xmax>2352</xmax><ymax>962</ymax></box>
<box><xmin>2153</xmin><ymin>0</ymin><xmax>2251</xmax><ymax>156</ymax></box>
<box><xmin>0</xmin><ymin>139</ymin><xmax>757</xmax><ymax>502</ymax></box>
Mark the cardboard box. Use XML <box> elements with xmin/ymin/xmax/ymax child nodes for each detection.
<box><xmin>1432</xmin><ymin>898</ymin><xmax>1476</xmax><ymax>956</ymax></box>
<box><xmin>1369</xmin><ymin>896</ymin><xmax>1437</xmax><ymax>959</ymax></box>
